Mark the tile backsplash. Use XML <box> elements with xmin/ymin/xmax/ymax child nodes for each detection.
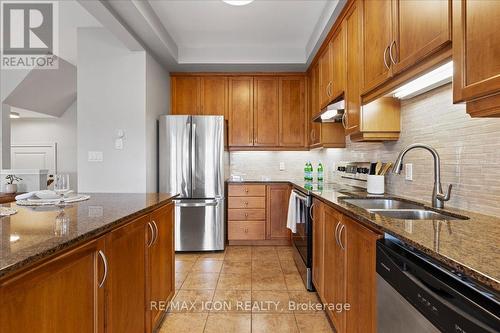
<box><xmin>230</xmin><ymin>84</ymin><xmax>500</xmax><ymax>217</ymax></box>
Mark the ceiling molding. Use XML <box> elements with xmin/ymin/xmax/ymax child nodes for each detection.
<box><xmin>76</xmin><ymin>0</ymin><xmax>143</xmax><ymax>51</ymax></box>
<box><xmin>305</xmin><ymin>0</ymin><xmax>347</xmax><ymax>66</ymax></box>
<box><xmin>79</xmin><ymin>0</ymin><xmax>347</xmax><ymax>72</ymax></box>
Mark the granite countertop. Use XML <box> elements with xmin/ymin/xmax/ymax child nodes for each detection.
<box><xmin>228</xmin><ymin>179</ymin><xmax>500</xmax><ymax>292</ymax></box>
<box><xmin>0</xmin><ymin>193</ymin><xmax>177</xmax><ymax>279</ymax></box>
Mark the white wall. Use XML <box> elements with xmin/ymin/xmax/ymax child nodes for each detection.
<box><xmin>10</xmin><ymin>102</ymin><xmax>78</xmax><ymax>190</ymax></box>
<box><xmin>145</xmin><ymin>54</ymin><xmax>170</xmax><ymax>192</ymax></box>
<box><xmin>77</xmin><ymin>27</ymin><xmax>169</xmax><ymax>193</ymax></box>
<box><xmin>78</xmin><ymin>27</ymin><xmax>147</xmax><ymax>193</ymax></box>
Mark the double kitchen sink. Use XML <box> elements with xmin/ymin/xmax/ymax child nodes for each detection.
<box><xmin>341</xmin><ymin>198</ymin><xmax>469</xmax><ymax>221</ymax></box>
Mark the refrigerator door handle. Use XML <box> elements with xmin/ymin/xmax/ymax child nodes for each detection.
<box><xmin>191</xmin><ymin>122</ymin><xmax>196</xmax><ymax>193</ymax></box>
<box><xmin>174</xmin><ymin>200</ymin><xmax>218</xmax><ymax>207</ymax></box>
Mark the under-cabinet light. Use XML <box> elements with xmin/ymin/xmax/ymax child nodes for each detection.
<box><xmin>222</xmin><ymin>0</ymin><xmax>254</xmax><ymax>6</ymax></box>
<box><xmin>392</xmin><ymin>61</ymin><xmax>453</xmax><ymax>99</ymax></box>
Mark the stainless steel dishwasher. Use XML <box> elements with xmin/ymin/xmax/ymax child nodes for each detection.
<box><xmin>377</xmin><ymin>236</ymin><xmax>499</xmax><ymax>333</ymax></box>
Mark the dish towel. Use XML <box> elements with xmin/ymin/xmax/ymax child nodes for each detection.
<box><xmin>287</xmin><ymin>191</ymin><xmax>298</xmax><ymax>233</ymax></box>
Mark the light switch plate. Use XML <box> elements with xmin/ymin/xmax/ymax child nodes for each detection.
<box><xmin>88</xmin><ymin>151</ymin><xmax>103</xmax><ymax>162</ymax></box>
<box><xmin>405</xmin><ymin>163</ymin><xmax>413</xmax><ymax>181</ymax></box>
<box><xmin>115</xmin><ymin>138</ymin><xmax>123</xmax><ymax>150</ymax></box>
<box><xmin>279</xmin><ymin>162</ymin><xmax>285</xmax><ymax>171</ymax></box>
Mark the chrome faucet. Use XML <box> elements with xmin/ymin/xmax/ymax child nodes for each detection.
<box><xmin>392</xmin><ymin>143</ymin><xmax>452</xmax><ymax>208</ymax></box>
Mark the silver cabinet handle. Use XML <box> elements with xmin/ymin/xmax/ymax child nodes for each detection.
<box><xmin>383</xmin><ymin>45</ymin><xmax>390</xmax><ymax>69</ymax></box>
<box><xmin>389</xmin><ymin>40</ymin><xmax>397</xmax><ymax>65</ymax></box>
<box><xmin>309</xmin><ymin>202</ymin><xmax>315</xmax><ymax>221</ymax></box>
<box><xmin>334</xmin><ymin>222</ymin><xmax>341</xmax><ymax>247</ymax></box>
<box><xmin>339</xmin><ymin>224</ymin><xmax>346</xmax><ymax>251</ymax></box>
<box><xmin>147</xmin><ymin>222</ymin><xmax>154</xmax><ymax>247</ymax></box>
<box><xmin>98</xmin><ymin>250</ymin><xmax>108</xmax><ymax>288</ymax></box>
<box><xmin>341</xmin><ymin>112</ymin><xmax>347</xmax><ymax>129</ymax></box>
<box><xmin>152</xmin><ymin>220</ymin><xmax>159</xmax><ymax>245</ymax></box>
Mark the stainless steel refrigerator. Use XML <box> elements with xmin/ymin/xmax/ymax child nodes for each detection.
<box><xmin>159</xmin><ymin>115</ymin><xmax>226</xmax><ymax>251</ymax></box>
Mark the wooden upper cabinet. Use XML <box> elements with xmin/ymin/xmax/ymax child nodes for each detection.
<box><xmin>331</xmin><ymin>27</ymin><xmax>346</xmax><ymax>100</ymax></box>
<box><xmin>171</xmin><ymin>76</ymin><xmax>200</xmax><ymax>115</ymax></box>
<box><xmin>309</xmin><ymin>64</ymin><xmax>322</xmax><ymax>147</ymax></box>
<box><xmin>344</xmin><ymin>0</ymin><xmax>362</xmax><ymax>135</ymax></box>
<box><xmin>148</xmin><ymin>203</ymin><xmax>174</xmax><ymax>331</ymax></box>
<box><xmin>0</xmin><ymin>238</ymin><xmax>106</xmax><ymax>333</ymax></box>
<box><xmin>392</xmin><ymin>0</ymin><xmax>450</xmax><ymax>74</ymax></box>
<box><xmin>453</xmin><ymin>0</ymin><xmax>500</xmax><ymax>117</ymax></box>
<box><xmin>105</xmin><ymin>215</ymin><xmax>148</xmax><ymax>333</ymax></box>
<box><xmin>229</xmin><ymin>77</ymin><xmax>254</xmax><ymax>146</ymax></box>
<box><xmin>362</xmin><ymin>0</ymin><xmax>393</xmax><ymax>93</ymax></box>
<box><xmin>254</xmin><ymin>77</ymin><xmax>280</xmax><ymax>146</ymax></box>
<box><xmin>279</xmin><ymin>77</ymin><xmax>306</xmax><ymax>147</ymax></box>
<box><xmin>200</xmin><ymin>76</ymin><xmax>227</xmax><ymax>118</ymax></box>
<box><xmin>266</xmin><ymin>184</ymin><xmax>291</xmax><ymax>240</ymax></box>
<box><xmin>319</xmin><ymin>44</ymin><xmax>333</xmax><ymax>108</ymax></box>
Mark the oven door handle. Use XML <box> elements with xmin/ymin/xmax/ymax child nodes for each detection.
<box><xmin>292</xmin><ymin>190</ymin><xmax>308</xmax><ymax>202</ymax></box>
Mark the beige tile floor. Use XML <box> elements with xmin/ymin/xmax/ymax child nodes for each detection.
<box><xmin>160</xmin><ymin>246</ymin><xmax>333</xmax><ymax>333</ymax></box>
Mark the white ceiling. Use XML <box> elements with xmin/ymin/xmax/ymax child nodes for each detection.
<box><xmin>97</xmin><ymin>0</ymin><xmax>345</xmax><ymax>71</ymax></box>
<box><xmin>150</xmin><ymin>0</ymin><xmax>332</xmax><ymax>64</ymax></box>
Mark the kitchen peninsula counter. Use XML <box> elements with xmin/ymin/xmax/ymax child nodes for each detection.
<box><xmin>0</xmin><ymin>193</ymin><xmax>177</xmax><ymax>280</ymax></box>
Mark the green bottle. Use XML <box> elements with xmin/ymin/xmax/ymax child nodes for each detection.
<box><xmin>317</xmin><ymin>162</ymin><xmax>324</xmax><ymax>182</ymax></box>
<box><xmin>304</xmin><ymin>162</ymin><xmax>309</xmax><ymax>181</ymax></box>
<box><xmin>307</xmin><ymin>162</ymin><xmax>313</xmax><ymax>182</ymax></box>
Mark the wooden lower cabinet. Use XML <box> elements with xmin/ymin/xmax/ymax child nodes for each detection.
<box><xmin>0</xmin><ymin>238</ymin><xmax>106</xmax><ymax>333</ymax></box>
<box><xmin>323</xmin><ymin>204</ymin><xmax>346</xmax><ymax>333</ymax></box>
<box><xmin>147</xmin><ymin>203</ymin><xmax>175</xmax><ymax>331</ymax></box>
<box><xmin>344</xmin><ymin>215</ymin><xmax>379</xmax><ymax>333</ymax></box>
<box><xmin>312</xmin><ymin>198</ymin><xmax>325</xmax><ymax>295</ymax></box>
<box><xmin>0</xmin><ymin>202</ymin><xmax>175</xmax><ymax>333</ymax></box>
<box><xmin>228</xmin><ymin>183</ymin><xmax>291</xmax><ymax>245</ymax></box>
<box><xmin>266</xmin><ymin>184</ymin><xmax>291</xmax><ymax>240</ymax></box>
<box><xmin>312</xmin><ymin>200</ymin><xmax>381</xmax><ymax>333</ymax></box>
<box><xmin>106</xmin><ymin>215</ymin><xmax>148</xmax><ymax>333</ymax></box>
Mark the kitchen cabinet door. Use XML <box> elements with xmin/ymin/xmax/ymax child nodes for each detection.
<box><xmin>266</xmin><ymin>184</ymin><xmax>291</xmax><ymax>240</ymax></box>
<box><xmin>147</xmin><ymin>203</ymin><xmax>174</xmax><ymax>331</ymax></box>
<box><xmin>171</xmin><ymin>76</ymin><xmax>201</xmax><ymax>115</ymax></box>
<box><xmin>392</xmin><ymin>0</ymin><xmax>450</xmax><ymax>74</ymax></box>
<box><xmin>453</xmin><ymin>0</ymin><xmax>500</xmax><ymax>116</ymax></box>
<box><xmin>312</xmin><ymin>199</ymin><xmax>324</xmax><ymax>294</ymax></box>
<box><xmin>344</xmin><ymin>0</ymin><xmax>362</xmax><ymax>135</ymax></box>
<box><xmin>319</xmin><ymin>44</ymin><xmax>333</xmax><ymax>108</ymax></box>
<box><xmin>200</xmin><ymin>76</ymin><xmax>228</xmax><ymax>118</ymax></box>
<box><xmin>362</xmin><ymin>0</ymin><xmax>393</xmax><ymax>93</ymax></box>
<box><xmin>309</xmin><ymin>64</ymin><xmax>322</xmax><ymax>147</ymax></box>
<box><xmin>105</xmin><ymin>215</ymin><xmax>148</xmax><ymax>333</ymax></box>
<box><xmin>331</xmin><ymin>27</ymin><xmax>346</xmax><ymax>100</ymax></box>
<box><xmin>279</xmin><ymin>77</ymin><xmax>306</xmax><ymax>147</ymax></box>
<box><xmin>254</xmin><ymin>77</ymin><xmax>280</xmax><ymax>146</ymax></box>
<box><xmin>344</xmin><ymin>216</ymin><xmax>380</xmax><ymax>333</ymax></box>
<box><xmin>323</xmin><ymin>205</ymin><xmax>346</xmax><ymax>333</ymax></box>
<box><xmin>229</xmin><ymin>77</ymin><xmax>254</xmax><ymax>147</ymax></box>
<box><xmin>0</xmin><ymin>238</ymin><xmax>106</xmax><ymax>333</ymax></box>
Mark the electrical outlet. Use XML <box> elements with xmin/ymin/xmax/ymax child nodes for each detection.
<box><xmin>405</xmin><ymin>163</ymin><xmax>413</xmax><ymax>181</ymax></box>
<box><xmin>279</xmin><ymin>162</ymin><xmax>285</xmax><ymax>171</ymax></box>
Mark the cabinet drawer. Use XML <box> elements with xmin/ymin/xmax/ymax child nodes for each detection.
<box><xmin>228</xmin><ymin>184</ymin><xmax>266</xmax><ymax>197</ymax></box>
<box><xmin>228</xmin><ymin>197</ymin><xmax>266</xmax><ymax>209</ymax></box>
<box><xmin>228</xmin><ymin>221</ymin><xmax>266</xmax><ymax>240</ymax></box>
<box><xmin>228</xmin><ymin>209</ymin><xmax>266</xmax><ymax>221</ymax></box>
